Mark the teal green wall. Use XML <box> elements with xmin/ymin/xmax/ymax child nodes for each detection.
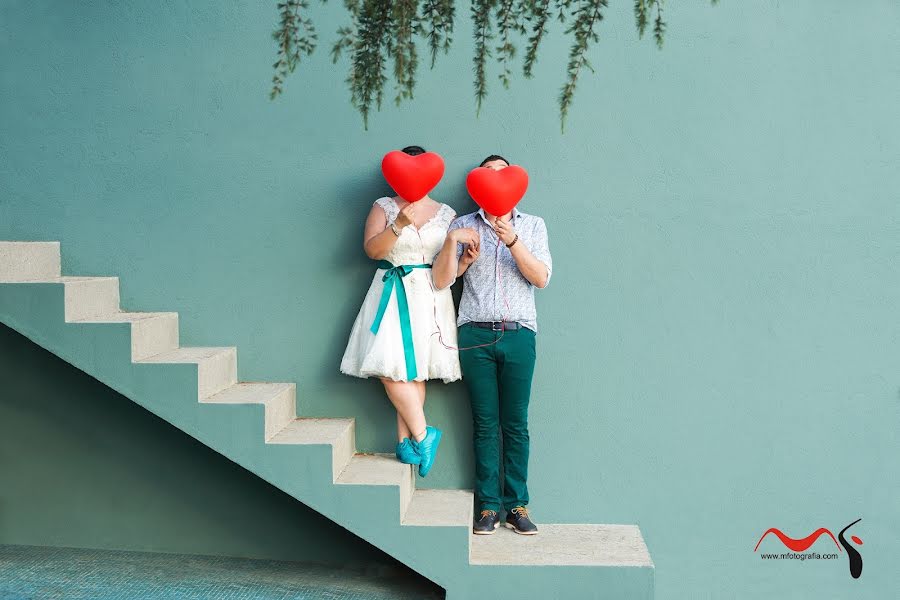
<box><xmin>2</xmin><ymin>2</ymin><xmax>898</xmax><ymax>599</ymax></box>
<box><xmin>0</xmin><ymin>322</ymin><xmax>410</xmax><ymax>573</ymax></box>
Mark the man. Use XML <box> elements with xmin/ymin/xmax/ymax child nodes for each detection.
<box><xmin>432</xmin><ymin>154</ymin><xmax>552</xmax><ymax>535</ymax></box>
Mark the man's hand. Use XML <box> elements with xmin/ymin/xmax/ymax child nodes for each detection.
<box><xmin>460</xmin><ymin>243</ymin><xmax>479</xmax><ymax>267</ymax></box>
<box><xmin>492</xmin><ymin>216</ymin><xmax>517</xmax><ymax>246</ymax></box>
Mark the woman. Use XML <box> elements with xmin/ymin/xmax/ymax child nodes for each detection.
<box><xmin>340</xmin><ymin>145</ymin><xmax>478</xmax><ymax>476</ymax></box>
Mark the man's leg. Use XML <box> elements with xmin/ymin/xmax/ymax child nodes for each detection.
<box><xmin>497</xmin><ymin>327</ymin><xmax>537</xmax><ymax>510</ymax></box>
<box><xmin>458</xmin><ymin>324</ymin><xmax>502</xmax><ymax>512</ymax></box>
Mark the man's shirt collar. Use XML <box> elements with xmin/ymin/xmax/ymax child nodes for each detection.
<box><xmin>477</xmin><ymin>207</ymin><xmax>521</xmax><ymax>224</ymax></box>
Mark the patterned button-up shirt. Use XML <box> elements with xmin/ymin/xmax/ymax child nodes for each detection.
<box><xmin>447</xmin><ymin>207</ymin><xmax>552</xmax><ymax>332</ymax></box>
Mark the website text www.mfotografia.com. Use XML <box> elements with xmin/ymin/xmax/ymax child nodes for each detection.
<box><xmin>759</xmin><ymin>552</ymin><xmax>839</xmax><ymax>561</ymax></box>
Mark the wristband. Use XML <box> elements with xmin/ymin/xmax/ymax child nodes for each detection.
<box><xmin>390</xmin><ymin>223</ymin><xmax>401</xmax><ymax>237</ymax></box>
<box><xmin>505</xmin><ymin>234</ymin><xmax>519</xmax><ymax>248</ymax></box>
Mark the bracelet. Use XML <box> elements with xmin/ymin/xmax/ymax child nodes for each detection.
<box><xmin>390</xmin><ymin>223</ymin><xmax>401</xmax><ymax>237</ymax></box>
<box><xmin>505</xmin><ymin>234</ymin><xmax>519</xmax><ymax>248</ymax></box>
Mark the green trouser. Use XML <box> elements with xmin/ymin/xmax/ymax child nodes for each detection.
<box><xmin>458</xmin><ymin>323</ymin><xmax>537</xmax><ymax>512</ymax></box>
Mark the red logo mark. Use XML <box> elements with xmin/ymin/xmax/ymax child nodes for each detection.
<box><xmin>753</xmin><ymin>527</ymin><xmax>841</xmax><ymax>552</ymax></box>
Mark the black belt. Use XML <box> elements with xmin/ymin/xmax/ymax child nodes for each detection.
<box><xmin>467</xmin><ymin>321</ymin><xmax>523</xmax><ymax>331</ymax></box>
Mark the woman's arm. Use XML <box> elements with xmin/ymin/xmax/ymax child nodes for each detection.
<box><xmin>364</xmin><ymin>201</ymin><xmax>419</xmax><ymax>260</ymax></box>
<box><xmin>432</xmin><ymin>235</ymin><xmax>459</xmax><ymax>289</ymax></box>
<box><xmin>433</xmin><ymin>226</ymin><xmax>480</xmax><ymax>289</ymax></box>
<box><xmin>362</xmin><ymin>204</ymin><xmax>398</xmax><ymax>260</ymax></box>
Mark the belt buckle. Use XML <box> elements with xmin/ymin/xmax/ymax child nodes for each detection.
<box><xmin>491</xmin><ymin>321</ymin><xmax>503</xmax><ymax>331</ymax></box>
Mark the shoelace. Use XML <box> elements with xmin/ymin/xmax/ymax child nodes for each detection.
<box><xmin>479</xmin><ymin>510</ymin><xmax>497</xmax><ymax>520</ymax></box>
<box><xmin>511</xmin><ymin>506</ymin><xmax>529</xmax><ymax>519</ymax></box>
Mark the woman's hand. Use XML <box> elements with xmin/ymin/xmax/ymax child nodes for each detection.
<box><xmin>394</xmin><ymin>201</ymin><xmax>416</xmax><ymax>229</ymax></box>
<box><xmin>450</xmin><ymin>226</ymin><xmax>480</xmax><ymax>249</ymax></box>
<box><xmin>451</xmin><ymin>227</ymin><xmax>480</xmax><ymax>269</ymax></box>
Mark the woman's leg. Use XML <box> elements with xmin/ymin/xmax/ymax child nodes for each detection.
<box><xmin>396</xmin><ymin>412</ymin><xmax>411</xmax><ymax>442</ymax></box>
<box><xmin>416</xmin><ymin>380</ymin><xmax>426</xmax><ymax>405</ymax></box>
<box><xmin>382</xmin><ymin>379</ymin><xmax>428</xmax><ymax>442</ymax></box>
<box><xmin>394</xmin><ymin>380</ymin><xmax>427</xmax><ymax>441</ymax></box>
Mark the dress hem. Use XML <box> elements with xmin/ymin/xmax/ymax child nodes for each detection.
<box><xmin>340</xmin><ymin>366</ymin><xmax>462</xmax><ymax>385</ymax></box>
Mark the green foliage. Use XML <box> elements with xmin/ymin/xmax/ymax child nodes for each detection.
<box><xmin>635</xmin><ymin>0</ymin><xmax>665</xmax><ymax>49</ymax></box>
<box><xmin>495</xmin><ymin>0</ymin><xmax>526</xmax><ymax>90</ymax></box>
<box><xmin>559</xmin><ymin>0</ymin><xmax>606</xmax><ymax>132</ymax></box>
<box><xmin>471</xmin><ymin>0</ymin><xmax>498</xmax><ymax>115</ymax></box>
<box><xmin>270</xmin><ymin>0</ymin><xmax>319</xmax><ymax>100</ymax></box>
<box><xmin>522</xmin><ymin>0</ymin><xmax>552</xmax><ymax>79</ymax></box>
<box><xmin>391</xmin><ymin>0</ymin><xmax>421</xmax><ymax>105</ymax></box>
<box><xmin>271</xmin><ymin>0</ymin><xmax>719</xmax><ymax>129</ymax></box>
<box><xmin>423</xmin><ymin>0</ymin><xmax>456</xmax><ymax>67</ymax></box>
<box><xmin>345</xmin><ymin>0</ymin><xmax>392</xmax><ymax>128</ymax></box>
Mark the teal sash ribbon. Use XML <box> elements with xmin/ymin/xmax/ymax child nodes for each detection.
<box><xmin>370</xmin><ymin>259</ymin><xmax>432</xmax><ymax>381</ymax></box>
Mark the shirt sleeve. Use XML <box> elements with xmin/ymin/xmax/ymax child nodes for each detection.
<box><xmin>530</xmin><ymin>217</ymin><xmax>552</xmax><ymax>286</ymax></box>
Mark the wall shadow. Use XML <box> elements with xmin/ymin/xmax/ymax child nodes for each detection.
<box><xmin>0</xmin><ymin>322</ymin><xmax>443</xmax><ymax>597</ymax></box>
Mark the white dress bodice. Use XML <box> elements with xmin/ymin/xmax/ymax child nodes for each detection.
<box><xmin>375</xmin><ymin>197</ymin><xmax>456</xmax><ymax>265</ymax></box>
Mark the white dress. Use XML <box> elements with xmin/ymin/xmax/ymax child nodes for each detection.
<box><xmin>340</xmin><ymin>197</ymin><xmax>462</xmax><ymax>383</ymax></box>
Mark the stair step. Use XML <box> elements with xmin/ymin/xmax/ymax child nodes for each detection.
<box><xmin>402</xmin><ymin>489</ymin><xmax>473</xmax><ymax>527</ymax></box>
<box><xmin>203</xmin><ymin>382</ymin><xmax>296</xmax><ymax>440</ymax></box>
<box><xmin>0</xmin><ymin>241</ymin><xmax>60</xmax><ymax>281</ymax></box>
<box><xmin>269</xmin><ymin>418</ymin><xmax>355</xmax><ymax>479</ymax></box>
<box><xmin>0</xmin><ymin>274</ymin><xmax>122</xmax><ymax>323</ymax></box>
<box><xmin>60</xmin><ymin>276</ymin><xmax>120</xmax><ymax>321</ymax></box>
<box><xmin>337</xmin><ymin>453</ymin><xmax>415</xmax><ymax>517</ymax></box>
<box><xmin>137</xmin><ymin>346</ymin><xmax>237</xmax><ymax>398</ymax></box>
<box><xmin>470</xmin><ymin>524</ymin><xmax>653</xmax><ymax>567</ymax></box>
<box><xmin>70</xmin><ymin>310</ymin><xmax>176</xmax><ymax>323</ymax></box>
<box><xmin>70</xmin><ymin>311</ymin><xmax>179</xmax><ymax>361</ymax></box>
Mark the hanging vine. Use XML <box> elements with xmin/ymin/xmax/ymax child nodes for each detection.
<box><xmin>422</xmin><ymin>0</ymin><xmax>456</xmax><ymax>67</ymax></box>
<box><xmin>270</xmin><ymin>0</ymin><xmax>319</xmax><ymax>99</ymax></box>
<box><xmin>471</xmin><ymin>0</ymin><xmax>498</xmax><ymax>115</ymax></box>
<box><xmin>495</xmin><ymin>0</ymin><xmax>524</xmax><ymax>90</ymax></box>
<box><xmin>391</xmin><ymin>0</ymin><xmax>421</xmax><ymax>105</ymax></box>
<box><xmin>559</xmin><ymin>0</ymin><xmax>606</xmax><ymax>130</ymax></box>
<box><xmin>522</xmin><ymin>0</ymin><xmax>552</xmax><ymax>79</ymax></box>
<box><xmin>273</xmin><ymin>0</ymin><xmax>720</xmax><ymax>129</ymax></box>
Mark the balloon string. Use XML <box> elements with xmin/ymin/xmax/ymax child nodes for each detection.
<box><xmin>415</xmin><ymin>222</ymin><xmax>508</xmax><ymax>352</ymax></box>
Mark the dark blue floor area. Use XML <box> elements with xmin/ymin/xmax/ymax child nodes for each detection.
<box><xmin>0</xmin><ymin>545</ymin><xmax>443</xmax><ymax>600</ymax></box>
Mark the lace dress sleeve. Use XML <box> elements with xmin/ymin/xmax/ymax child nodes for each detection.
<box><xmin>374</xmin><ymin>197</ymin><xmax>398</xmax><ymax>224</ymax></box>
<box><xmin>438</xmin><ymin>203</ymin><xmax>457</xmax><ymax>228</ymax></box>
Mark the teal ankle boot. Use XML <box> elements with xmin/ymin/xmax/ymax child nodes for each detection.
<box><xmin>395</xmin><ymin>438</ymin><xmax>421</xmax><ymax>465</ymax></box>
<box><xmin>412</xmin><ymin>426</ymin><xmax>442</xmax><ymax>477</ymax></box>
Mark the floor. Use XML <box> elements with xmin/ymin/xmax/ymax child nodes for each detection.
<box><xmin>0</xmin><ymin>545</ymin><xmax>443</xmax><ymax>600</ymax></box>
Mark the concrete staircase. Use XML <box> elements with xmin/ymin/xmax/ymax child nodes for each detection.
<box><xmin>0</xmin><ymin>241</ymin><xmax>654</xmax><ymax>599</ymax></box>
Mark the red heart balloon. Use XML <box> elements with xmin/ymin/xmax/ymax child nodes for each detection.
<box><xmin>381</xmin><ymin>150</ymin><xmax>445</xmax><ymax>202</ymax></box>
<box><xmin>465</xmin><ymin>165</ymin><xmax>529</xmax><ymax>216</ymax></box>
